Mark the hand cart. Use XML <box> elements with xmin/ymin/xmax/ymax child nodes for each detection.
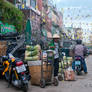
<box><xmin>40</xmin><ymin>50</ymin><xmax>59</xmax><ymax>88</ymax></box>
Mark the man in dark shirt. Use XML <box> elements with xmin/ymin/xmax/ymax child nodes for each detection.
<box><xmin>72</xmin><ymin>39</ymin><xmax>87</xmax><ymax>74</ymax></box>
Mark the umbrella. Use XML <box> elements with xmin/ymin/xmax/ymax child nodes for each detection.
<box><xmin>25</xmin><ymin>19</ymin><xmax>31</xmax><ymax>45</ymax></box>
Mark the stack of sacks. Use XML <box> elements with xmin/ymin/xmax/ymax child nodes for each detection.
<box><xmin>63</xmin><ymin>56</ymin><xmax>73</xmax><ymax>67</ymax></box>
<box><xmin>63</xmin><ymin>56</ymin><xmax>68</xmax><ymax>68</ymax></box>
<box><xmin>67</xmin><ymin>57</ymin><xmax>73</xmax><ymax>66</ymax></box>
<box><xmin>25</xmin><ymin>45</ymin><xmax>41</xmax><ymax>61</ymax></box>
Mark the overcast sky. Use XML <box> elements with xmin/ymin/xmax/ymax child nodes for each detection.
<box><xmin>54</xmin><ymin>0</ymin><xmax>92</xmax><ymax>22</ymax></box>
<box><xmin>55</xmin><ymin>0</ymin><xmax>92</xmax><ymax>8</ymax></box>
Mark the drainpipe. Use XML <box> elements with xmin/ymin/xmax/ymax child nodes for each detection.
<box><xmin>15</xmin><ymin>0</ymin><xmax>16</xmax><ymax>5</ymax></box>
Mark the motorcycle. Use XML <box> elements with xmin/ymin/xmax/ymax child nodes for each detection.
<box><xmin>74</xmin><ymin>56</ymin><xmax>83</xmax><ymax>75</ymax></box>
<box><xmin>2</xmin><ymin>53</ymin><xmax>30</xmax><ymax>92</ymax></box>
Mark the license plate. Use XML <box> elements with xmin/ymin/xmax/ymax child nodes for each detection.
<box><xmin>75</xmin><ymin>61</ymin><xmax>81</xmax><ymax>65</ymax></box>
<box><xmin>16</xmin><ymin>64</ymin><xmax>26</xmax><ymax>73</ymax></box>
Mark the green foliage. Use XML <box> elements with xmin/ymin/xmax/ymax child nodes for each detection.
<box><xmin>0</xmin><ymin>0</ymin><xmax>24</xmax><ymax>32</ymax></box>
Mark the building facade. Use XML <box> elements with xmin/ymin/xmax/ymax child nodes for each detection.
<box><xmin>7</xmin><ymin>0</ymin><xmax>63</xmax><ymax>43</ymax></box>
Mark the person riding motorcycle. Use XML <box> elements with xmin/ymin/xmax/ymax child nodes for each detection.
<box><xmin>72</xmin><ymin>39</ymin><xmax>88</xmax><ymax>74</ymax></box>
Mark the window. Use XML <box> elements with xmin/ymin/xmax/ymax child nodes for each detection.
<box><xmin>26</xmin><ymin>0</ymin><xmax>30</xmax><ymax>6</ymax></box>
<box><xmin>30</xmin><ymin>0</ymin><xmax>36</xmax><ymax>9</ymax></box>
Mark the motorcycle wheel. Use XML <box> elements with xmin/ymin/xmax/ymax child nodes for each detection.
<box><xmin>5</xmin><ymin>72</ymin><xmax>10</xmax><ymax>81</ymax></box>
<box><xmin>23</xmin><ymin>84</ymin><xmax>28</xmax><ymax>92</ymax></box>
<box><xmin>76</xmin><ymin>71</ymin><xmax>81</xmax><ymax>75</ymax></box>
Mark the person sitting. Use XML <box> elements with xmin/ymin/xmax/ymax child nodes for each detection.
<box><xmin>72</xmin><ymin>39</ymin><xmax>87</xmax><ymax>74</ymax></box>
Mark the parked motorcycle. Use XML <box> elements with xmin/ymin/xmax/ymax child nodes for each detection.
<box><xmin>2</xmin><ymin>53</ymin><xmax>30</xmax><ymax>92</ymax></box>
<box><xmin>74</xmin><ymin>56</ymin><xmax>83</xmax><ymax>75</ymax></box>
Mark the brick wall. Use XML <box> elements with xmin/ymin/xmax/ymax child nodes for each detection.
<box><xmin>45</xmin><ymin>16</ymin><xmax>52</xmax><ymax>32</ymax></box>
<box><xmin>21</xmin><ymin>9</ymin><xmax>41</xmax><ymax>43</ymax></box>
<box><xmin>30</xmin><ymin>10</ymin><xmax>41</xmax><ymax>42</ymax></box>
<box><xmin>37</xmin><ymin>0</ymin><xmax>42</xmax><ymax>11</ymax></box>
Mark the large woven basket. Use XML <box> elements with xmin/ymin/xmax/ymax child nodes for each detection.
<box><xmin>0</xmin><ymin>41</ymin><xmax>7</xmax><ymax>45</ymax></box>
<box><xmin>0</xmin><ymin>41</ymin><xmax>7</xmax><ymax>56</ymax></box>
<box><xmin>28</xmin><ymin>62</ymin><xmax>52</xmax><ymax>85</ymax></box>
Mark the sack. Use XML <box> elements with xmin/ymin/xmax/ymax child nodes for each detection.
<box><xmin>25</xmin><ymin>56</ymin><xmax>40</xmax><ymax>61</ymax></box>
<box><xmin>64</xmin><ymin>67</ymin><xmax>75</xmax><ymax>81</ymax></box>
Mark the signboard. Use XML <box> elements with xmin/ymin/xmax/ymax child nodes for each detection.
<box><xmin>0</xmin><ymin>23</ymin><xmax>16</xmax><ymax>34</ymax></box>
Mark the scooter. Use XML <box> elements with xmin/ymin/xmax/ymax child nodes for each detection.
<box><xmin>74</xmin><ymin>56</ymin><xmax>83</xmax><ymax>75</ymax></box>
<box><xmin>2</xmin><ymin>53</ymin><xmax>30</xmax><ymax>92</ymax></box>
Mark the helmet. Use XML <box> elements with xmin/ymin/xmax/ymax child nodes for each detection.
<box><xmin>53</xmin><ymin>34</ymin><xmax>60</xmax><ymax>39</ymax></box>
<box><xmin>76</xmin><ymin>39</ymin><xmax>82</xmax><ymax>44</ymax></box>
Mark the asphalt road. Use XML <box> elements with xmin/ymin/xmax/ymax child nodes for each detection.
<box><xmin>0</xmin><ymin>55</ymin><xmax>92</xmax><ymax>92</ymax></box>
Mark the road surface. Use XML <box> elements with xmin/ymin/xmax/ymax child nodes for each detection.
<box><xmin>0</xmin><ymin>55</ymin><xmax>92</xmax><ymax>92</ymax></box>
